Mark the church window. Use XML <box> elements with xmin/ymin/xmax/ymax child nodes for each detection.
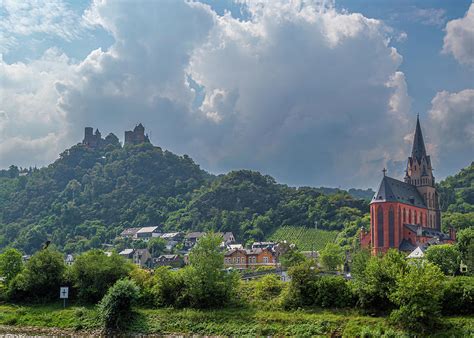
<box><xmin>409</xmin><ymin>210</ymin><xmax>412</xmax><ymax>223</ymax></box>
<box><xmin>377</xmin><ymin>206</ymin><xmax>384</xmax><ymax>247</ymax></box>
<box><xmin>414</xmin><ymin>210</ymin><xmax>417</xmax><ymax>224</ymax></box>
<box><xmin>389</xmin><ymin>207</ymin><xmax>395</xmax><ymax>247</ymax></box>
<box><xmin>403</xmin><ymin>209</ymin><xmax>406</xmax><ymax>222</ymax></box>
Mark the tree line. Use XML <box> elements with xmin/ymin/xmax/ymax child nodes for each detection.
<box><xmin>0</xmin><ymin>233</ymin><xmax>472</xmax><ymax>333</ymax></box>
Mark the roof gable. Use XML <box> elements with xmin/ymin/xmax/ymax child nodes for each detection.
<box><xmin>371</xmin><ymin>176</ymin><xmax>426</xmax><ymax>208</ymax></box>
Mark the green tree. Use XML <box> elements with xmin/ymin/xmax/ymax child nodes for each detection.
<box><xmin>70</xmin><ymin>250</ymin><xmax>133</xmax><ymax>303</ymax></box>
<box><xmin>282</xmin><ymin>261</ymin><xmax>319</xmax><ymax>308</ymax></box>
<box><xmin>457</xmin><ymin>227</ymin><xmax>474</xmax><ymax>274</ymax></box>
<box><xmin>425</xmin><ymin>244</ymin><xmax>461</xmax><ymax>275</ymax></box>
<box><xmin>319</xmin><ymin>243</ymin><xmax>344</xmax><ymax>271</ymax></box>
<box><xmin>389</xmin><ymin>261</ymin><xmax>445</xmax><ymax>331</ymax></box>
<box><xmin>350</xmin><ymin>249</ymin><xmax>371</xmax><ymax>279</ymax></box>
<box><xmin>0</xmin><ymin>248</ymin><xmax>23</xmax><ymax>284</ymax></box>
<box><xmin>184</xmin><ymin>233</ymin><xmax>239</xmax><ymax>308</ymax></box>
<box><xmin>98</xmin><ymin>279</ymin><xmax>139</xmax><ymax>330</ymax></box>
<box><xmin>9</xmin><ymin>249</ymin><xmax>65</xmax><ymax>301</ymax></box>
<box><xmin>279</xmin><ymin>245</ymin><xmax>307</xmax><ymax>269</ymax></box>
<box><xmin>354</xmin><ymin>249</ymin><xmax>407</xmax><ymax>311</ymax></box>
<box><xmin>147</xmin><ymin>237</ymin><xmax>167</xmax><ymax>257</ymax></box>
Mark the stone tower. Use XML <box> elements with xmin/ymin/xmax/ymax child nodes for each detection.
<box><xmin>404</xmin><ymin>116</ymin><xmax>441</xmax><ymax>229</ymax></box>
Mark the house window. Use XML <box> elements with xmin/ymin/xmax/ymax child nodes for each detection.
<box><xmin>263</xmin><ymin>257</ymin><xmax>269</xmax><ymax>264</ymax></box>
<box><xmin>236</xmin><ymin>257</ymin><xmax>240</xmax><ymax>264</ymax></box>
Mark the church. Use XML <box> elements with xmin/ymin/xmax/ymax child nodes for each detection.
<box><xmin>360</xmin><ymin>116</ymin><xmax>456</xmax><ymax>255</ymax></box>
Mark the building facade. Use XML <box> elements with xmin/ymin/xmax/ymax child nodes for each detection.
<box><xmin>361</xmin><ymin>117</ymin><xmax>455</xmax><ymax>254</ymax></box>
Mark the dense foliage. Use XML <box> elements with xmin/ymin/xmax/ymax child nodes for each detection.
<box><xmin>98</xmin><ymin>279</ymin><xmax>139</xmax><ymax>330</ymax></box>
<box><xmin>0</xmin><ymin>142</ymin><xmax>369</xmax><ymax>254</ymax></box>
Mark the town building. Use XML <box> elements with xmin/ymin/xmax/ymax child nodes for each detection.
<box><xmin>224</xmin><ymin>247</ymin><xmax>277</xmax><ymax>270</ymax></box>
<box><xmin>360</xmin><ymin>116</ymin><xmax>455</xmax><ymax>255</ymax></box>
<box><xmin>153</xmin><ymin>254</ymin><xmax>184</xmax><ymax>268</ymax></box>
<box><xmin>135</xmin><ymin>226</ymin><xmax>161</xmax><ymax>240</ymax></box>
<box><xmin>120</xmin><ymin>227</ymin><xmax>141</xmax><ymax>238</ymax></box>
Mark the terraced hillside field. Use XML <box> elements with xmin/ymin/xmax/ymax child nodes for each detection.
<box><xmin>268</xmin><ymin>226</ymin><xmax>338</xmax><ymax>251</ymax></box>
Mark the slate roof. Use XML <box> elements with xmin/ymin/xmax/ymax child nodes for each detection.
<box><xmin>119</xmin><ymin>249</ymin><xmax>134</xmax><ymax>256</ymax></box>
<box><xmin>411</xmin><ymin>116</ymin><xmax>427</xmax><ymax>163</ymax></box>
<box><xmin>120</xmin><ymin>227</ymin><xmax>141</xmax><ymax>236</ymax></box>
<box><xmin>371</xmin><ymin>176</ymin><xmax>426</xmax><ymax>208</ymax></box>
<box><xmin>404</xmin><ymin>224</ymin><xmax>450</xmax><ymax>240</ymax></box>
<box><xmin>399</xmin><ymin>239</ymin><xmax>416</xmax><ymax>252</ymax></box>
<box><xmin>185</xmin><ymin>232</ymin><xmax>206</xmax><ymax>239</ymax></box>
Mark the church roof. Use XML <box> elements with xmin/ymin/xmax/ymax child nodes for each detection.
<box><xmin>411</xmin><ymin>115</ymin><xmax>427</xmax><ymax>163</ymax></box>
<box><xmin>371</xmin><ymin>176</ymin><xmax>426</xmax><ymax>208</ymax></box>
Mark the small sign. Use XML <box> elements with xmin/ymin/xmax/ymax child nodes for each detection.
<box><xmin>60</xmin><ymin>287</ymin><xmax>69</xmax><ymax>299</ymax></box>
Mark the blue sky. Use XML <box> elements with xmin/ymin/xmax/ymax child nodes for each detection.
<box><xmin>0</xmin><ymin>0</ymin><xmax>473</xmax><ymax>189</ymax></box>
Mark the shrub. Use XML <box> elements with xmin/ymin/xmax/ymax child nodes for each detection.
<box><xmin>8</xmin><ymin>249</ymin><xmax>65</xmax><ymax>301</ymax></box>
<box><xmin>389</xmin><ymin>261</ymin><xmax>445</xmax><ymax>332</ymax></box>
<box><xmin>129</xmin><ymin>267</ymin><xmax>155</xmax><ymax>306</ymax></box>
<box><xmin>98</xmin><ymin>279</ymin><xmax>139</xmax><ymax>330</ymax></box>
<box><xmin>152</xmin><ymin>266</ymin><xmax>188</xmax><ymax>307</ymax></box>
<box><xmin>70</xmin><ymin>250</ymin><xmax>133</xmax><ymax>303</ymax></box>
<box><xmin>315</xmin><ymin>276</ymin><xmax>355</xmax><ymax>308</ymax></box>
<box><xmin>441</xmin><ymin>276</ymin><xmax>474</xmax><ymax>315</ymax></box>
<box><xmin>254</xmin><ymin>274</ymin><xmax>284</xmax><ymax>300</ymax></box>
<box><xmin>353</xmin><ymin>249</ymin><xmax>407</xmax><ymax>312</ymax></box>
<box><xmin>282</xmin><ymin>261</ymin><xmax>319</xmax><ymax>309</ymax></box>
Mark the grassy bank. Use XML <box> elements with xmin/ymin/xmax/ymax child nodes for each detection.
<box><xmin>0</xmin><ymin>304</ymin><xmax>472</xmax><ymax>336</ymax></box>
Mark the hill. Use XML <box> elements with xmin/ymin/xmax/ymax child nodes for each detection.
<box><xmin>437</xmin><ymin>162</ymin><xmax>474</xmax><ymax>231</ymax></box>
<box><xmin>268</xmin><ymin>226</ymin><xmax>338</xmax><ymax>251</ymax></box>
<box><xmin>0</xmin><ymin>138</ymin><xmax>369</xmax><ymax>254</ymax></box>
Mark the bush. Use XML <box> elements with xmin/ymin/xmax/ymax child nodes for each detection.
<box><xmin>8</xmin><ymin>249</ymin><xmax>65</xmax><ymax>301</ymax></box>
<box><xmin>70</xmin><ymin>250</ymin><xmax>133</xmax><ymax>303</ymax></box>
<box><xmin>152</xmin><ymin>266</ymin><xmax>188</xmax><ymax>307</ymax></box>
<box><xmin>389</xmin><ymin>261</ymin><xmax>445</xmax><ymax>332</ymax></box>
<box><xmin>353</xmin><ymin>249</ymin><xmax>407</xmax><ymax>312</ymax></box>
<box><xmin>314</xmin><ymin>276</ymin><xmax>355</xmax><ymax>308</ymax></box>
<box><xmin>254</xmin><ymin>274</ymin><xmax>284</xmax><ymax>300</ymax></box>
<box><xmin>0</xmin><ymin>248</ymin><xmax>23</xmax><ymax>284</ymax></box>
<box><xmin>98</xmin><ymin>279</ymin><xmax>139</xmax><ymax>330</ymax></box>
<box><xmin>441</xmin><ymin>276</ymin><xmax>474</xmax><ymax>315</ymax></box>
<box><xmin>129</xmin><ymin>267</ymin><xmax>155</xmax><ymax>306</ymax></box>
<box><xmin>282</xmin><ymin>261</ymin><xmax>319</xmax><ymax>309</ymax></box>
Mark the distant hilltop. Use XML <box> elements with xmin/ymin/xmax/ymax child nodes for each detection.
<box><xmin>82</xmin><ymin>123</ymin><xmax>150</xmax><ymax>148</ymax></box>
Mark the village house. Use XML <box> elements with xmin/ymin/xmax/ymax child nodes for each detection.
<box><xmin>135</xmin><ymin>226</ymin><xmax>161</xmax><ymax>241</ymax></box>
<box><xmin>224</xmin><ymin>247</ymin><xmax>277</xmax><ymax>270</ymax></box>
<box><xmin>184</xmin><ymin>232</ymin><xmax>206</xmax><ymax>248</ymax></box>
<box><xmin>120</xmin><ymin>227</ymin><xmax>141</xmax><ymax>238</ymax></box>
<box><xmin>153</xmin><ymin>254</ymin><xmax>183</xmax><ymax>268</ymax></box>
<box><xmin>119</xmin><ymin>248</ymin><xmax>152</xmax><ymax>268</ymax></box>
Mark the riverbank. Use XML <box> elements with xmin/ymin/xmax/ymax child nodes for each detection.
<box><xmin>0</xmin><ymin>304</ymin><xmax>472</xmax><ymax>336</ymax></box>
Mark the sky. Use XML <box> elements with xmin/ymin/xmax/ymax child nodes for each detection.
<box><xmin>0</xmin><ymin>0</ymin><xmax>473</xmax><ymax>189</ymax></box>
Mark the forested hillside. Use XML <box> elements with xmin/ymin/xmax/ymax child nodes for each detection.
<box><xmin>0</xmin><ymin>140</ymin><xmax>471</xmax><ymax>254</ymax></box>
<box><xmin>0</xmin><ymin>141</ymin><xmax>369</xmax><ymax>253</ymax></box>
<box><xmin>437</xmin><ymin>162</ymin><xmax>474</xmax><ymax>231</ymax></box>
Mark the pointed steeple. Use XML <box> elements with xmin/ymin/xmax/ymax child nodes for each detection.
<box><xmin>411</xmin><ymin>115</ymin><xmax>427</xmax><ymax>163</ymax></box>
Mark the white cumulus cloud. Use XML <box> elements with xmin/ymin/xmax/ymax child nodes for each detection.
<box><xmin>443</xmin><ymin>4</ymin><xmax>474</xmax><ymax>66</ymax></box>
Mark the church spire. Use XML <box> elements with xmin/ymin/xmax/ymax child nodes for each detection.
<box><xmin>411</xmin><ymin>114</ymin><xmax>427</xmax><ymax>163</ymax></box>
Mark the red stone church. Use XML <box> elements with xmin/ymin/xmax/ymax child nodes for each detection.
<box><xmin>360</xmin><ymin>117</ymin><xmax>456</xmax><ymax>255</ymax></box>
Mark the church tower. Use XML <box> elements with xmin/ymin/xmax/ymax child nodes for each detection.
<box><xmin>404</xmin><ymin>116</ymin><xmax>441</xmax><ymax>230</ymax></box>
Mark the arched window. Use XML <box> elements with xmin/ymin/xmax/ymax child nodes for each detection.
<box><xmin>371</xmin><ymin>206</ymin><xmax>374</xmax><ymax>244</ymax></box>
<box><xmin>389</xmin><ymin>206</ymin><xmax>395</xmax><ymax>247</ymax></box>
<box><xmin>403</xmin><ymin>209</ymin><xmax>406</xmax><ymax>223</ymax></box>
<box><xmin>377</xmin><ymin>206</ymin><xmax>384</xmax><ymax>247</ymax></box>
<box><xmin>414</xmin><ymin>210</ymin><xmax>417</xmax><ymax>224</ymax></box>
<box><xmin>409</xmin><ymin>210</ymin><xmax>412</xmax><ymax>223</ymax></box>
